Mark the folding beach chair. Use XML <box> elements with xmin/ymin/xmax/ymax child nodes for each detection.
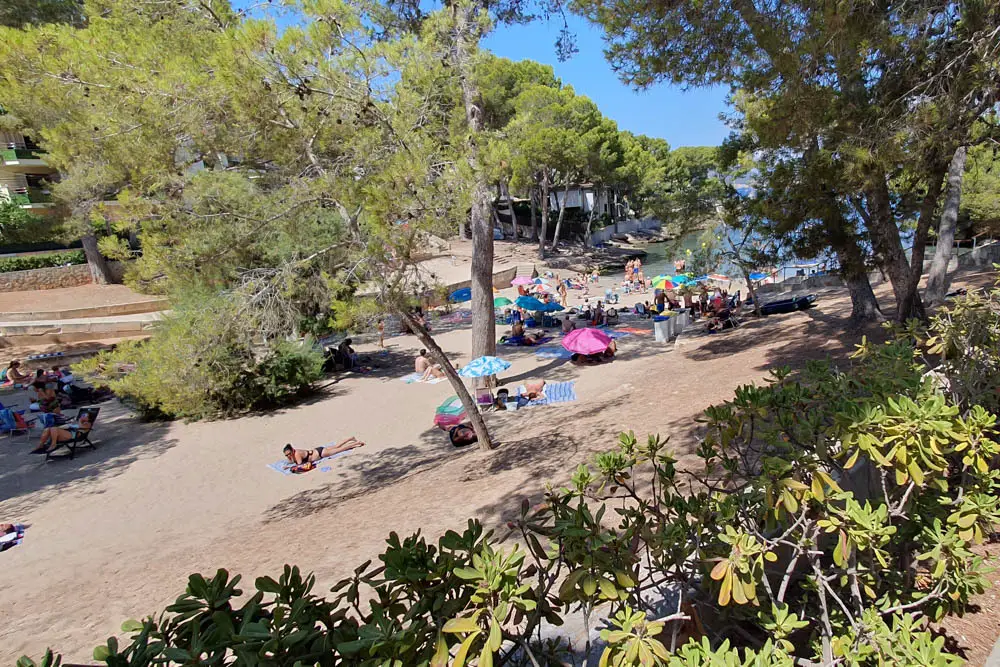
<box><xmin>0</xmin><ymin>408</ymin><xmax>34</xmax><ymax>443</ymax></box>
<box><xmin>47</xmin><ymin>407</ymin><xmax>100</xmax><ymax>461</ymax></box>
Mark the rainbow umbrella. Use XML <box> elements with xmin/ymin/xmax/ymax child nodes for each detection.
<box><xmin>652</xmin><ymin>277</ymin><xmax>679</xmax><ymax>290</ymax></box>
<box><xmin>562</xmin><ymin>328</ymin><xmax>613</xmax><ymax>355</ymax></box>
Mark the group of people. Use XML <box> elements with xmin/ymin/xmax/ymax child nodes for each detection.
<box><xmin>622</xmin><ymin>258</ymin><xmax>647</xmax><ymax>294</ymax></box>
<box><xmin>5</xmin><ymin>360</ymin><xmax>110</xmax><ymax>414</ymax></box>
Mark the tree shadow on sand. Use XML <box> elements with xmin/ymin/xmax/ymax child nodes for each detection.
<box><xmin>0</xmin><ymin>402</ymin><xmax>179</xmax><ymax>514</ymax></box>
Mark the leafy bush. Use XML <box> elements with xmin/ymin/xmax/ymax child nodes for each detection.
<box><xmin>0</xmin><ymin>249</ymin><xmax>84</xmax><ymax>273</ymax></box>
<box><xmin>74</xmin><ymin>297</ymin><xmax>324</xmax><ymax>420</ymax></box>
<box><xmin>31</xmin><ymin>288</ymin><xmax>1000</xmax><ymax>665</ymax></box>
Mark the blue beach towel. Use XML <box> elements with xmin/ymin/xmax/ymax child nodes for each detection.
<box><xmin>535</xmin><ymin>346</ymin><xmax>573</xmax><ymax>359</ymax></box>
<box><xmin>267</xmin><ymin>448</ymin><xmax>355</xmax><ymax>475</ymax></box>
<box><xmin>519</xmin><ymin>381</ymin><xmax>577</xmax><ymax>407</ymax></box>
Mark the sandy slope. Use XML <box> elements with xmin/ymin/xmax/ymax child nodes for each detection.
<box><xmin>2</xmin><ymin>267</ymin><xmax>982</xmax><ymax>663</ymax></box>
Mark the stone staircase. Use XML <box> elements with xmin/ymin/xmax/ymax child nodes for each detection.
<box><xmin>514</xmin><ymin>264</ymin><xmax>537</xmax><ymax>281</ymax></box>
<box><xmin>0</xmin><ymin>293</ymin><xmax>167</xmax><ymax>349</ymax></box>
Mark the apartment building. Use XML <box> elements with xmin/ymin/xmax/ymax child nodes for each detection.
<box><xmin>0</xmin><ymin>131</ymin><xmax>57</xmax><ymax>213</ymax></box>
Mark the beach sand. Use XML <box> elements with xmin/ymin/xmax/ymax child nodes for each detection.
<box><xmin>0</xmin><ymin>266</ymin><xmax>992</xmax><ymax>663</ymax></box>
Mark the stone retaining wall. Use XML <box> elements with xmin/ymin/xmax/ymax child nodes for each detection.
<box><xmin>0</xmin><ymin>261</ymin><xmax>127</xmax><ymax>292</ymax></box>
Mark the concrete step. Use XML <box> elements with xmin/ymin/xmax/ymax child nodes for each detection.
<box><xmin>0</xmin><ymin>312</ymin><xmax>165</xmax><ymax>340</ymax></box>
<box><xmin>514</xmin><ymin>264</ymin><xmax>536</xmax><ymax>278</ymax></box>
<box><xmin>0</xmin><ymin>297</ymin><xmax>167</xmax><ymax>322</ymax></box>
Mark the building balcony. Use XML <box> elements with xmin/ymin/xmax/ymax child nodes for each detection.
<box><xmin>1</xmin><ymin>148</ymin><xmax>54</xmax><ymax>174</ymax></box>
<box><xmin>7</xmin><ymin>187</ymin><xmax>55</xmax><ymax>210</ymax></box>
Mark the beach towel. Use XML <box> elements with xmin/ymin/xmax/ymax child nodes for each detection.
<box><xmin>535</xmin><ymin>346</ymin><xmax>573</xmax><ymax>359</ymax></box>
<box><xmin>0</xmin><ymin>525</ymin><xmax>25</xmax><ymax>552</ymax></box>
<box><xmin>597</xmin><ymin>328</ymin><xmax>632</xmax><ymax>340</ymax></box>
<box><xmin>400</xmin><ymin>373</ymin><xmax>446</xmax><ymax>385</ymax></box>
<box><xmin>518</xmin><ymin>381</ymin><xmax>577</xmax><ymax>407</ymax></box>
<box><xmin>614</xmin><ymin>326</ymin><xmax>652</xmax><ymax>336</ymax></box>
<box><xmin>500</xmin><ymin>335</ymin><xmax>552</xmax><ymax>347</ymax></box>
<box><xmin>267</xmin><ymin>449</ymin><xmax>354</xmax><ymax>476</ymax></box>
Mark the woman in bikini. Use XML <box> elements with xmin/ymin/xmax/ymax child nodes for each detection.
<box><xmin>283</xmin><ymin>437</ymin><xmax>365</xmax><ymax>466</ymax></box>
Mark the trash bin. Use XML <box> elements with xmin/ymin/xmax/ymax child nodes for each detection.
<box><xmin>653</xmin><ymin>315</ymin><xmax>673</xmax><ymax>342</ymax></box>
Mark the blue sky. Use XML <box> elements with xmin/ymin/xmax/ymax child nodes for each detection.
<box><xmin>484</xmin><ymin>14</ymin><xmax>732</xmax><ymax>148</ymax></box>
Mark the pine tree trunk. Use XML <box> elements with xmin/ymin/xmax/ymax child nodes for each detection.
<box><xmin>397</xmin><ymin>309</ymin><xmax>493</xmax><ymax>450</ymax></box>
<box><xmin>899</xmin><ymin>158</ymin><xmax>947</xmax><ymax>320</ymax></box>
<box><xmin>585</xmin><ymin>190</ymin><xmax>597</xmax><ymax>247</ymax></box>
<box><xmin>502</xmin><ymin>180</ymin><xmax>517</xmax><ymax>242</ymax></box>
<box><xmin>81</xmin><ymin>233</ymin><xmax>115</xmax><ymax>285</ymax></box>
<box><xmin>550</xmin><ymin>180</ymin><xmax>571</xmax><ymax>251</ymax></box>
<box><xmin>451</xmin><ymin>2</ymin><xmax>495</xmax><ymax>361</ymax></box>
<box><xmin>926</xmin><ymin>146</ymin><xmax>968</xmax><ymax>305</ymax></box>
<box><xmin>865</xmin><ymin>179</ymin><xmax>924</xmax><ymax>321</ymax></box>
<box><xmin>829</xmin><ymin>226</ymin><xmax>884</xmax><ymax>323</ymax></box>
<box><xmin>529</xmin><ymin>186</ymin><xmax>538</xmax><ymax>242</ymax></box>
<box><xmin>538</xmin><ymin>171</ymin><xmax>550</xmax><ymax>259</ymax></box>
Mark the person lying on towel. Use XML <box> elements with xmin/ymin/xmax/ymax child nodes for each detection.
<box><xmin>282</xmin><ymin>438</ymin><xmax>365</xmax><ymax>472</ymax></box>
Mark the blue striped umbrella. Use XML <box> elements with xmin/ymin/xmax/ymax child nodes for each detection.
<box><xmin>458</xmin><ymin>356</ymin><xmax>512</xmax><ymax>378</ymax></box>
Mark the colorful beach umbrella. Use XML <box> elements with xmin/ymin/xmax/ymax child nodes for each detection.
<box><xmin>458</xmin><ymin>356</ymin><xmax>512</xmax><ymax>378</ymax></box>
<box><xmin>448</xmin><ymin>287</ymin><xmax>472</xmax><ymax>303</ymax></box>
<box><xmin>511</xmin><ymin>276</ymin><xmax>534</xmax><ymax>286</ymax></box>
<box><xmin>562</xmin><ymin>328</ymin><xmax>613</xmax><ymax>355</ymax></box>
<box><xmin>749</xmin><ymin>272</ymin><xmax>768</xmax><ymax>282</ymax></box>
<box><xmin>434</xmin><ymin>396</ymin><xmax>467</xmax><ymax>430</ymax></box>
<box><xmin>515</xmin><ymin>296</ymin><xmax>547</xmax><ymax>311</ymax></box>
<box><xmin>494</xmin><ymin>296</ymin><xmax>513</xmax><ymax>308</ymax></box>
<box><xmin>652</xmin><ymin>277</ymin><xmax>678</xmax><ymax>290</ymax></box>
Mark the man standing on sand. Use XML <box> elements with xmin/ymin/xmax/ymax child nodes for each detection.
<box><xmin>415</xmin><ymin>349</ymin><xmax>445</xmax><ymax>381</ymax></box>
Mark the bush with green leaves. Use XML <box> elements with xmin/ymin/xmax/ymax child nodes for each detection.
<box><xmin>74</xmin><ymin>296</ymin><xmax>324</xmax><ymax>420</ymax></box>
<box><xmin>0</xmin><ymin>249</ymin><xmax>84</xmax><ymax>273</ymax></box>
<box><xmin>28</xmin><ymin>288</ymin><xmax>1000</xmax><ymax>665</ymax></box>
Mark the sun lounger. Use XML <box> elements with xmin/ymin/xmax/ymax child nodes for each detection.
<box><xmin>46</xmin><ymin>407</ymin><xmax>100</xmax><ymax>461</ymax></box>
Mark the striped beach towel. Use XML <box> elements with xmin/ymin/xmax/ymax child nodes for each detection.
<box><xmin>522</xmin><ymin>380</ymin><xmax>577</xmax><ymax>407</ymax></box>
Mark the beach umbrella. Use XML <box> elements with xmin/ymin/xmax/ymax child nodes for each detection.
<box><xmin>537</xmin><ymin>302</ymin><xmax>565</xmax><ymax>312</ymax></box>
<box><xmin>449</xmin><ymin>287</ymin><xmax>472</xmax><ymax>303</ymax></box>
<box><xmin>671</xmin><ymin>275</ymin><xmax>690</xmax><ymax>285</ymax></box>
<box><xmin>458</xmin><ymin>356</ymin><xmax>512</xmax><ymax>378</ymax></box>
<box><xmin>515</xmin><ymin>295</ymin><xmax>547</xmax><ymax>311</ymax></box>
<box><xmin>651</xmin><ymin>277</ymin><xmax>678</xmax><ymax>290</ymax></box>
<box><xmin>749</xmin><ymin>272</ymin><xmax>768</xmax><ymax>282</ymax></box>
<box><xmin>693</xmin><ymin>275</ymin><xmax>709</xmax><ymax>282</ymax></box>
<box><xmin>562</xmin><ymin>328</ymin><xmax>613</xmax><ymax>355</ymax></box>
<box><xmin>434</xmin><ymin>396</ymin><xmax>467</xmax><ymax>430</ymax></box>
<box><xmin>511</xmin><ymin>276</ymin><xmax>534</xmax><ymax>286</ymax></box>
<box><xmin>708</xmin><ymin>273</ymin><xmax>729</xmax><ymax>281</ymax></box>
<box><xmin>532</xmin><ymin>278</ymin><xmax>548</xmax><ymax>285</ymax></box>
<box><xmin>494</xmin><ymin>296</ymin><xmax>513</xmax><ymax>308</ymax></box>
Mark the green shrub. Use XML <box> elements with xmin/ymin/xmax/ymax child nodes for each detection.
<box><xmin>0</xmin><ymin>249</ymin><xmax>85</xmax><ymax>273</ymax></box>
<box><xmin>74</xmin><ymin>298</ymin><xmax>324</xmax><ymax>420</ymax></box>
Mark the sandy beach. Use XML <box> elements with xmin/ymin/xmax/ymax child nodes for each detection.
<box><xmin>2</xmin><ymin>262</ymin><xmax>991</xmax><ymax>663</ymax></box>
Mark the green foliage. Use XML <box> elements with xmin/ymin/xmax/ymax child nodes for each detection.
<box><xmin>0</xmin><ymin>201</ymin><xmax>61</xmax><ymax>246</ymax></box>
<box><xmin>74</xmin><ymin>297</ymin><xmax>324</xmax><ymax>419</ymax></box>
<box><xmin>0</xmin><ymin>249</ymin><xmax>84</xmax><ymax>273</ymax></box>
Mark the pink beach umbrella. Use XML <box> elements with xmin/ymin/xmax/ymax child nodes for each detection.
<box><xmin>511</xmin><ymin>276</ymin><xmax>534</xmax><ymax>286</ymax></box>
<box><xmin>562</xmin><ymin>328</ymin><xmax>613</xmax><ymax>355</ymax></box>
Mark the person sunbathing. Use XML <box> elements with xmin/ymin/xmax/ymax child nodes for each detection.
<box><xmin>449</xmin><ymin>423</ymin><xmax>478</xmax><ymax>448</ymax></box>
<box><xmin>520</xmin><ymin>379</ymin><xmax>547</xmax><ymax>400</ymax></box>
<box><xmin>4</xmin><ymin>360</ymin><xmax>31</xmax><ymax>385</ymax></box>
<box><xmin>282</xmin><ymin>437</ymin><xmax>365</xmax><ymax>466</ymax></box>
<box><xmin>31</xmin><ymin>411</ymin><xmax>92</xmax><ymax>454</ymax></box>
<box><xmin>415</xmin><ymin>349</ymin><xmax>445</xmax><ymax>380</ymax></box>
